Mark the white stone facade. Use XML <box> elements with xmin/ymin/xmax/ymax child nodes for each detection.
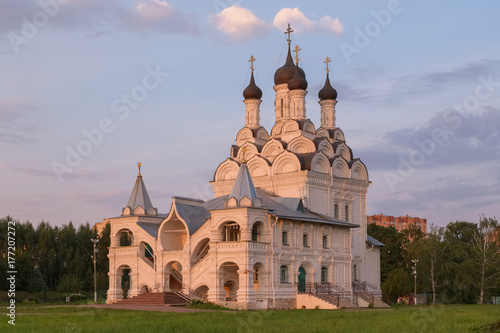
<box><xmin>103</xmin><ymin>37</ymin><xmax>383</xmax><ymax>309</ymax></box>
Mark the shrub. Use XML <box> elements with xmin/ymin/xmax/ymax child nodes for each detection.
<box><xmin>187</xmin><ymin>299</ymin><xmax>232</xmax><ymax>310</ymax></box>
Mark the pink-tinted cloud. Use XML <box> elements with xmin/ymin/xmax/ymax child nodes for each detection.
<box><xmin>209</xmin><ymin>5</ymin><xmax>270</xmax><ymax>40</ymax></box>
<box><xmin>273</xmin><ymin>7</ymin><xmax>343</xmax><ymax>35</ymax></box>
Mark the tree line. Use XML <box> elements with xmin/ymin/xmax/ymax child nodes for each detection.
<box><xmin>368</xmin><ymin>216</ymin><xmax>500</xmax><ymax>304</ymax></box>
<box><xmin>0</xmin><ymin>216</ymin><xmax>110</xmax><ymax>300</ymax></box>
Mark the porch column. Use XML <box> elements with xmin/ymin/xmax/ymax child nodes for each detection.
<box><xmin>237</xmin><ymin>265</ymin><xmax>256</xmax><ymax>304</ymax></box>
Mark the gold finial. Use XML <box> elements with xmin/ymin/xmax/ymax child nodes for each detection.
<box><xmin>324</xmin><ymin>57</ymin><xmax>332</xmax><ymax>74</ymax></box>
<box><xmin>284</xmin><ymin>23</ymin><xmax>294</xmax><ymax>45</ymax></box>
<box><xmin>248</xmin><ymin>55</ymin><xmax>256</xmax><ymax>74</ymax></box>
<box><xmin>137</xmin><ymin>162</ymin><xmax>142</xmax><ymax>176</ymax></box>
<box><xmin>241</xmin><ymin>147</ymin><xmax>247</xmax><ymax>163</ymax></box>
<box><xmin>293</xmin><ymin>45</ymin><xmax>301</xmax><ymax>65</ymax></box>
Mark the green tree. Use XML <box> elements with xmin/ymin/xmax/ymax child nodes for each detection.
<box><xmin>96</xmin><ymin>223</ymin><xmax>111</xmax><ymax>295</ymax></box>
<box><xmin>411</xmin><ymin>225</ymin><xmax>446</xmax><ymax>304</ymax></box>
<box><xmin>381</xmin><ymin>268</ymin><xmax>412</xmax><ymax>304</ymax></box>
<box><xmin>469</xmin><ymin>216</ymin><xmax>500</xmax><ymax>304</ymax></box>
<box><xmin>367</xmin><ymin>224</ymin><xmax>405</xmax><ymax>281</ymax></box>
<box><xmin>441</xmin><ymin>221</ymin><xmax>477</xmax><ymax>304</ymax></box>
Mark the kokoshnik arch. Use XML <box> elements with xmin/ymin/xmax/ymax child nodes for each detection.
<box><xmin>101</xmin><ymin>25</ymin><xmax>385</xmax><ymax>309</ymax></box>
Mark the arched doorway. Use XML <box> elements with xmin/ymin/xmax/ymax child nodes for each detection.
<box><xmin>297</xmin><ymin>262</ymin><xmax>314</xmax><ymax>293</ymax></box>
<box><xmin>117</xmin><ymin>265</ymin><xmax>132</xmax><ymax>299</ymax></box>
<box><xmin>165</xmin><ymin>261</ymin><xmax>183</xmax><ymax>292</ymax></box>
<box><xmin>140</xmin><ymin>285</ymin><xmax>149</xmax><ymax>294</ymax></box>
<box><xmin>298</xmin><ymin>266</ymin><xmax>306</xmax><ymax>293</ymax></box>
<box><xmin>219</xmin><ymin>262</ymin><xmax>239</xmax><ymax>301</ymax></box>
<box><xmin>224</xmin><ymin>280</ymin><xmax>237</xmax><ymax>301</ymax></box>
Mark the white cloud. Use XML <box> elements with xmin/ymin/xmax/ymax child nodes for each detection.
<box><xmin>319</xmin><ymin>15</ymin><xmax>344</xmax><ymax>35</ymax></box>
<box><xmin>135</xmin><ymin>0</ymin><xmax>174</xmax><ymax>21</ymax></box>
<box><xmin>131</xmin><ymin>0</ymin><xmax>199</xmax><ymax>34</ymax></box>
<box><xmin>273</xmin><ymin>8</ymin><xmax>343</xmax><ymax>35</ymax></box>
<box><xmin>210</xmin><ymin>5</ymin><xmax>270</xmax><ymax>40</ymax></box>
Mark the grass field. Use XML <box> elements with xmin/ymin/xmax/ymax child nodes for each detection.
<box><xmin>1</xmin><ymin>304</ymin><xmax>499</xmax><ymax>332</ymax></box>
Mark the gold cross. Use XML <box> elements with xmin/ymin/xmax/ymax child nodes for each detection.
<box><xmin>137</xmin><ymin>162</ymin><xmax>142</xmax><ymax>176</ymax></box>
<box><xmin>293</xmin><ymin>45</ymin><xmax>301</xmax><ymax>65</ymax></box>
<box><xmin>248</xmin><ymin>55</ymin><xmax>256</xmax><ymax>74</ymax></box>
<box><xmin>324</xmin><ymin>57</ymin><xmax>332</xmax><ymax>74</ymax></box>
<box><xmin>284</xmin><ymin>23</ymin><xmax>294</xmax><ymax>44</ymax></box>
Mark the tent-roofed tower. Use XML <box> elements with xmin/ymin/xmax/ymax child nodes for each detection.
<box><xmin>122</xmin><ymin>162</ymin><xmax>158</xmax><ymax>216</ymax></box>
<box><xmin>225</xmin><ymin>151</ymin><xmax>262</xmax><ymax>208</ymax></box>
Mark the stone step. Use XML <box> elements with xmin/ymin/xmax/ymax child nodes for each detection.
<box><xmin>114</xmin><ymin>292</ymin><xmax>189</xmax><ymax>305</ymax></box>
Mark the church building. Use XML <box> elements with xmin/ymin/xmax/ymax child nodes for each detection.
<box><xmin>103</xmin><ymin>25</ymin><xmax>385</xmax><ymax>309</ymax></box>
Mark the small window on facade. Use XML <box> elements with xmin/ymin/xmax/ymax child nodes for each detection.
<box><xmin>282</xmin><ymin>231</ymin><xmax>289</xmax><ymax>245</ymax></box>
<box><xmin>321</xmin><ymin>267</ymin><xmax>328</xmax><ymax>283</ymax></box>
<box><xmin>345</xmin><ymin>205</ymin><xmax>349</xmax><ymax>222</ymax></box>
<box><xmin>322</xmin><ymin>235</ymin><xmax>328</xmax><ymax>249</ymax></box>
<box><xmin>253</xmin><ymin>267</ymin><xmax>259</xmax><ymax>283</ymax></box>
<box><xmin>280</xmin><ymin>265</ymin><xmax>288</xmax><ymax>283</ymax></box>
<box><xmin>334</xmin><ymin>204</ymin><xmax>339</xmax><ymax>219</ymax></box>
<box><xmin>303</xmin><ymin>233</ymin><xmax>309</xmax><ymax>247</ymax></box>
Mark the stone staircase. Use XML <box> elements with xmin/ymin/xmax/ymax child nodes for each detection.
<box><xmin>115</xmin><ymin>292</ymin><xmax>190</xmax><ymax>306</ymax></box>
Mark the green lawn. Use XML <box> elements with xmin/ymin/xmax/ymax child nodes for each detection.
<box><xmin>0</xmin><ymin>304</ymin><xmax>499</xmax><ymax>332</ymax></box>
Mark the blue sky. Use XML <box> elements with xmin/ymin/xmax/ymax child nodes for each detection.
<box><xmin>1</xmin><ymin>0</ymin><xmax>499</xmax><ymax>228</ymax></box>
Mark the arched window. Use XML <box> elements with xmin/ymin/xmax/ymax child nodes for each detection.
<box><xmin>252</xmin><ymin>224</ymin><xmax>260</xmax><ymax>242</ymax></box>
<box><xmin>280</xmin><ymin>265</ymin><xmax>288</xmax><ymax>283</ymax></box>
<box><xmin>334</xmin><ymin>204</ymin><xmax>339</xmax><ymax>219</ymax></box>
<box><xmin>321</xmin><ymin>267</ymin><xmax>328</xmax><ymax>283</ymax></box>
<box><xmin>119</xmin><ymin>231</ymin><xmax>133</xmax><ymax>246</ymax></box>
<box><xmin>345</xmin><ymin>205</ymin><xmax>349</xmax><ymax>222</ymax></box>
<box><xmin>222</xmin><ymin>223</ymin><xmax>240</xmax><ymax>242</ymax></box>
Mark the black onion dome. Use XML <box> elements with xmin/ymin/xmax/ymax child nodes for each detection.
<box><xmin>243</xmin><ymin>73</ymin><xmax>262</xmax><ymax>100</ymax></box>
<box><xmin>274</xmin><ymin>45</ymin><xmax>306</xmax><ymax>85</ymax></box>
<box><xmin>318</xmin><ymin>73</ymin><xmax>338</xmax><ymax>100</ymax></box>
<box><xmin>288</xmin><ymin>65</ymin><xmax>308</xmax><ymax>90</ymax></box>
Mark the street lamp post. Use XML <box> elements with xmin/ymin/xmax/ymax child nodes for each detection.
<box><xmin>412</xmin><ymin>259</ymin><xmax>419</xmax><ymax>305</ymax></box>
<box><xmin>91</xmin><ymin>238</ymin><xmax>99</xmax><ymax>303</ymax></box>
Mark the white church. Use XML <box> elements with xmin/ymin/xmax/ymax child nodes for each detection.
<box><xmin>102</xmin><ymin>26</ymin><xmax>385</xmax><ymax>309</ymax></box>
